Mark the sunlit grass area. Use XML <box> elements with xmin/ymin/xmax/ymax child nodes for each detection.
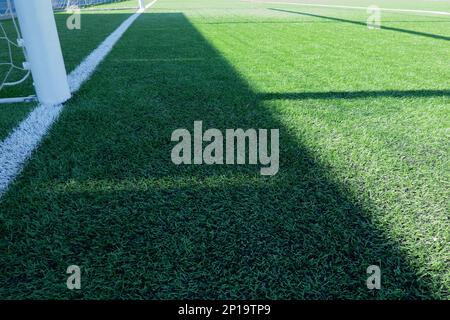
<box><xmin>0</xmin><ymin>0</ymin><xmax>449</xmax><ymax>299</ymax></box>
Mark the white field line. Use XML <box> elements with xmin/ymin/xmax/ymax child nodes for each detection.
<box><xmin>0</xmin><ymin>0</ymin><xmax>158</xmax><ymax>197</ymax></box>
<box><xmin>242</xmin><ymin>0</ymin><xmax>450</xmax><ymax>16</ymax></box>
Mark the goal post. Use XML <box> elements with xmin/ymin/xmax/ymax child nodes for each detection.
<box><xmin>14</xmin><ymin>0</ymin><xmax>71</xmax><ymax>105</ymax></box>
<box><xmin>1</xmin><ymin>0</ymin><xmax>145</xmax><ymax>105</ymax></box>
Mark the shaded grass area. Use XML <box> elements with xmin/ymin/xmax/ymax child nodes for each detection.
<box><xmin>0</xmin><ymin>102</ymin><xmax>33</xmax><ymax>139</ymax></box>
<box><xmin>0</xmin><ymin>0</ymin><xmax>448</xmax><ymax>298</ymax></box>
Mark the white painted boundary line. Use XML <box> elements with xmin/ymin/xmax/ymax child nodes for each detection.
<box><xmin>0</xmin><ymin>0</ymin><xmax>158</xmax><ymax>197</ymax></box>
<box><xmin>242</xmin><ymin>0</ymin><xmax>450</xmax><ymax>16</ymax></box>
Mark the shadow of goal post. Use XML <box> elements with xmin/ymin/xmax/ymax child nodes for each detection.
<box><xmin>14</xmin><ymin>0</ymin><xmax>71</xmax><ymax>105</ymax></box>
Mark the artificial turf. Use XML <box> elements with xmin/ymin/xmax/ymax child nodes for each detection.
<box><xmin>0</xmin><ymin>0</ymin><xmax>449</xmax><ymax>299</ymax></box>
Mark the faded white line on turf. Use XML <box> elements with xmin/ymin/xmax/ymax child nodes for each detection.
<box><xmin>0</xmin><ymin>0</ymin><xmax>158</xmax><ymax>197</ymax></box>
<box><xmin>242</xmin><ymin>0</ymin><xmax>450</xmax><ymax>16</ymax></box>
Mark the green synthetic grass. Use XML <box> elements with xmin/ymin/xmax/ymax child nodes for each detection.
<box><xmin>0</xmin><ymin>0</ymin><xmax>449</xmax><ymax>299</ymax></box>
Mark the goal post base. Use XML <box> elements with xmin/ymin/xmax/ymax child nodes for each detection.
<box><xmin>0</xmin><ymin>96</ymin><xmax>37</xmax><ymax>104</ymax></box>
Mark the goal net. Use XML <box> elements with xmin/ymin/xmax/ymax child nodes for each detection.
<box><xmin>0</xmin><ymin>0</ymin><xmax>33</xmax><ymax>103</ymax></box>
<box><xmin>52</xmin><ymin>0</ymin><xmax>139</xmax><ymax>11</ymax></box>
<box><xmin>0</xmin><ymin>0</ymin><xmax>143</xmax><ymax>104</ymax></box>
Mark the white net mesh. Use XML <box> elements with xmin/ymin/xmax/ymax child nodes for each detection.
<box><xmin>0</xmin><ymin>0</ymin><xmax>30</xmax><ymax>93</ymax></box>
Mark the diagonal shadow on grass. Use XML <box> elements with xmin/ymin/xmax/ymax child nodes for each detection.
<box><xmin>0</xmin><ymin>12</ymin><xmax>442</xmax><ymax>299</ymax></box>
<box><xmin>269</xmin><ymin>8</ymin><xmax>450</xmax><ymax>41</ymax></box>
<box><xmin>260</xmin><ymin>89</ymin><xmax>450</xmax><ymax>101</ymax></box>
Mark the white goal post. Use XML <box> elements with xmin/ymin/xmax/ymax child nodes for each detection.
<box><xmin>14</xmin><ymin>0</ymin><xmax>71</xmax><ymax>105</ymax></box>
